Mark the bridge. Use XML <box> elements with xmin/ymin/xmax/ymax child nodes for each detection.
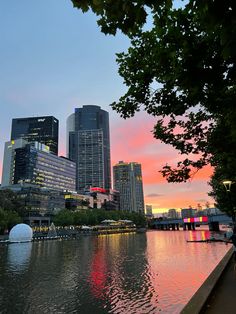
<box><xmin>150</xmin><ymin>214</ymin><xmax>233</xmax><ymax>231</ymax></box>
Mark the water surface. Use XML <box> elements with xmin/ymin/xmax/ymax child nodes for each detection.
<box><xmin>0</xmin><ymin>229</ymin><xmax>231</xmax><ymax>313</ymax></box>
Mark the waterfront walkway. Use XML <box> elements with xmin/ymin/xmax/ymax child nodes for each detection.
<box><xmin>202</xmin><ymin>255</ymin><xmax>236</xmax><ymax>313</ymax></box>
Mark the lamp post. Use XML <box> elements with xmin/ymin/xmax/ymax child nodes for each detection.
<box><xmin>223</xmin><ymin>180</ymin><xmax>232</xmax><ymax>192</ymax></box>
<box><xmin>223</xmin><ymin>180</ymin><xmax>235</xmax><ymax>224</ymax></box>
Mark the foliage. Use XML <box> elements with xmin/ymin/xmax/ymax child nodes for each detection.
<box><xmin>71</xmin><ymin>1</ymin><xmax>236</xmax><ymax>178</ymax></box>
<box><xmin>0</xmin><ymin>189</ymin><xmax>25</xmax><ymax>215</ymax></box>
<box><xmin>53</xmin><ymin>209</ymin><xmax>74</xmax><ymax>226</ymax></box>
<box><xmin>71</xmin><ymin>0</ymin><xmax>236</xmax><ymax>216</ymax></box>
<box><xmin>209</xmin><ymin>164</ymin><xmax>236</xmax><ymax>221</ymax></box>
<box><xmin>53</xmin><ymin>209</ymin><xmax>146</xmax><ymax>227</ymax></box>
<box><xmin>0</xmin><ymin>189</ymin><xmax>23</xmax><ymax>233</ymax></box>
<box><xmin>0</xmin><ymin>208</ymin><xmax>22</xmax><ymax>234</ymax></box>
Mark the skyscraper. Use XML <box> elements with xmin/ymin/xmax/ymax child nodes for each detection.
<box><xmin>67</xmin><ymin>105</ymin><xmax>111</xmax><ymax>192</ymax></box>
<box><xmin>11</xmin><ymin>116</ymin><xmax>59</xmax><ymax>155</ymax></box>
<box><xmin>146</xmin><ymin>205</ymin><xmax>153</xmax><ymax>216</ymax></box>
<box><xmin>113</xmin><ymin>161</ymin><xmax>145</xmax><ymax>213</ymax></box>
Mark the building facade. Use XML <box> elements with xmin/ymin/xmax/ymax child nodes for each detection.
<box><xmin>11</xmin><ymin>184</ymin><xmax>65</xmax><ymax>216</ymax></box>
<box><xmin>0</xmin><ymin>183</ymin><xmax>65</xmax><ymax>220</ymax></box>
<box><xmin>1</xmin><ymin>139</ymin><xmax>76</xmax><ymax>192</ymax></box>
<box><xmin>181</xmin><ymin>207</ymin><xmax>197</xmax><ymax>219</ymax></box>
<box><xmin>1</xmin><ymin>139</ymin><xmax>27</xmax><ymax>187</ymax></box>
<box><xmin>145</xmin><ymin>205</ymin><xmax>153</xmax><ymax>218</ymax></box>
<box><xmin>11</xmin><ymin>116</ymin><xmax>59</xmax><ymax>155</ymax></box>
<box><xmin>113</xmin><ymin>161</ymin><xmax>144</xmax><ymax>213</ymax></box>
<box><xmin>87</xmin><ymin>187</ymin><xmax>120</xmax><ymax>210</ymax></box>
<box><xmin>168</xmin><ymin>208</ymin><xmax>179</xmax><ymax>219</ymax></box>
<box><xmin>67</xmin><ymin>105</ymin><xmax>111</xmax><ymax>192</ymax></box>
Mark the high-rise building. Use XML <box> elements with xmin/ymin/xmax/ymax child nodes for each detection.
<box><xmin>113</xmin><ymin>161</ymin><xmax>144</xmax><ymax>213</ymax></box>
<box><xmin>168</xmin><ymin>208</ymin><xmax>179</xmax><ymax>219</ymax></box>
<box><xmin>11</xmin><ymin>116</ymin><xmax>59</xmax><ymax>155</ymax></box>
<box><xmin>146</xmin><ymin>205</ymin><xmax>153</xmax><ymax>217</ymax></box>
<box><xmin>67</xmin><ymin>105</ymin><xmax>111</xmax><ymax>192</ymax></box>
<box><xmin>1</xmin><ymin>139</ymin><xmax>76</xmax><ymax>192</ymax></box>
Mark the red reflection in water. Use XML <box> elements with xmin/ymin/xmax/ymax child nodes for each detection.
<box><xmin>188</xmin><ymin>230</ymin><xmax>211</xmax><ymax>241</ymax></box>
<box><xmin>88</xmin><ymin>245</ymin><xmax>107</xmax><ymax>300</ymax></box>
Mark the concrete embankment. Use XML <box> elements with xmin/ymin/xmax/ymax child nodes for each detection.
<box><xmin>201</xmin><ymin>254</ymin><xmax>236</xmax><ymax>313</ymax></box>
<box><xmin>181</xmin><ymin>247</ymin><xmax>233</xmax><ymax>314</ymax></box>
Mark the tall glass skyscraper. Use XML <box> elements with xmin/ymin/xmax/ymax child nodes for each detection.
<box><xmin>11</xmin><ymin>116</ymin><xmax>59</xmax><ymax>155</ymax></box>
<box><xmin>67</xmin><ymin>105</ymin><xmax>111</xmax><ymax>192</ymax></box>
<box><xmin>113</xmin><ymin>161</ymin><xmax>145</xmax><ymax>213</ymax></box>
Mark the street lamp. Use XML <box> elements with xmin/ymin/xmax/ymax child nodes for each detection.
<box><xmin>223</xmin><ymin>180</ymin><xmax>235</xmax><ymax>224</ymax></box>
<box><xmin>223</xmin><ymin>180</ymin><xmax>232</xmax><ymax>192</ymax></box>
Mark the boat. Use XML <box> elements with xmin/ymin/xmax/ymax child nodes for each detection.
<box><xmin>187</xmin><ymin>238</ymin><xmax>225</xmax><ymax>243</ymax></box>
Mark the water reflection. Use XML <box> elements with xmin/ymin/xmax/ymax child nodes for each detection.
<box><xmin>146</xmin><ymin>229</ymin><xmax>229</xmax><ymax>313</ymax></box>
<box><xmin>8</xmin><ymin>242</ymin><xmax>32</xmax><ymax>273</ymax></box>
<box><xmin>87</xmin><ymin>233</ymin><xmax>158</xmax><ymax>313</ymax></box>
<box><xmin>186</xmin><ymin>229</ymin><xmax>210</xmax><ymax>241</ymax></box>
<box><xmin>0</xmin><ymin>231</ymin><xmax>231</xmax><ymax>314</ymax></box>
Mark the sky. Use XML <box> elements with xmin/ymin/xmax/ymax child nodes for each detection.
<box><xmin>0</xmin><ymin>0</ymin><xmax>214</xmax><ymax>213</ymax></box>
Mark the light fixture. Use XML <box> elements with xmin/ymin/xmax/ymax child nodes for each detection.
<box><xmin>223</xmin><ymin>180</ymin><xmax>232</xmax><ymax>192</ymax></box>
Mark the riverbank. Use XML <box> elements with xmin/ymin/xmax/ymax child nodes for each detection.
<box><xmin>201</xmin><ymin>253</ymin><xmax>236</xmax><ymax>313</ymax></box>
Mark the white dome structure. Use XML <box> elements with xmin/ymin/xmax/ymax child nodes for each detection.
<box><xmin>9</xmin><ymin>223</ymin><xmax>33</xmax><ymax>243</ymax></box>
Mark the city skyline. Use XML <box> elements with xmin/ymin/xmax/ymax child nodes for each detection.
<box><xmin>0</xmin><ymin>0</ymin><xmax>214</xmax><ymax>213</ymax></box>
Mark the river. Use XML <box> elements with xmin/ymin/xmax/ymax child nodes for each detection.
<box><xmin>0</xmin><ymin>229</ymin><xmax>231</xmax><ymax>314</ymax></box>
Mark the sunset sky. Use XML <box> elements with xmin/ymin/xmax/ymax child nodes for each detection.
<box><xmin>0</xmin><ymin>0</ymin><xmax>214</xmax><ymax>213</ymax></box>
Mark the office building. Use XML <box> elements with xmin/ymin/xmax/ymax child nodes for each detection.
<box><xmin>67</xmin><ymin>105</ymin><xmax>111</xmax><ymax>192</ymax></box>
<box><xmin>181</xmin><ymin>207</ymin><xmax>197</xmax><ymax>219</ymax></box>
<box><xmin>87</xmin><ymin>187</ymin><xmax>120</xmax><ymax>210</ymax></box>
<box><xmin>168</xmin><ymin>208</ymin><xmax>179</xmax><ymax>219</ymax></box>
<box><xmin>1</xmin><ymin>139</ymin><xmax>27</xmax><ymax>187</ymax></box>
<box><xmin>145</xmin><ymin>205</ymin><xmax>153</xmax><ymax>218</ymax></box>
<box><xmin>2</xmin><ymin>183</ymin><xmax>66</xmax><ymax>217</ymax></box>
<box><xmin>65</xmin><ymin>193</ymin><xmax>92</xmax><ymax>210</ymax></box>
<box><xmin>113</xmin><ymin>161</ymin><xmax>144</xmax><ymax>213</ymax></box>
<box><xmin>1</xmin><ymin>139</ymin><xmax>76</xmax><ymax>192</ymax></box>
<box><xmin>11</xmin><ymin>116</ymin><xmax>59</xmax><ymax>155</ymax></box>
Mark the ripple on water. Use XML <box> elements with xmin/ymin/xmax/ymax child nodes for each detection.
<box><xmin>0</xmin><ymin>230</ymin><xmax>231</xmax><ymax>314</ymax></box>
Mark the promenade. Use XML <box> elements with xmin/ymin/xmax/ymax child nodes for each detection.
<box><xmin>202</xmin><ymin>255</ymin><xmax>236</xmax><ymax>313</ymax></box>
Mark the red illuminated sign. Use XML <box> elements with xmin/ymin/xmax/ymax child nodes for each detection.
<box><xmin>90</xmin><ymin>187</ymin><xmax>107</xmax><ymax>193</ymax></box>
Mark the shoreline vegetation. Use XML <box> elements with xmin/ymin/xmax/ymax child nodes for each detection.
<box><xmin>0</xmin><ymin>209</ymin><xmax>147</xmax><ymax>240</ymax></box>
<box><xmin>53</xmin><ymin>209</ymin><xmax>147</xmax><ymax>229</ymax></box>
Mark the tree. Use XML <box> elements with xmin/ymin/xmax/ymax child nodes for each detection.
<box><xmin>53</xmin><ymin>208</ymin><xmax>146</xmax><ymax>227</ymax></box>
<box><xmin>53</xmin><ymin>210</ymin><xmax>74</xmax><ymax>226</ymax></box>
<box><xmin>72</xmin><ymin>0</ymin><xmax>236</xmax><ymax>214</ymax></box>
<box><xmin>0</xmin><ymin>208</ymin><xmax>22</xmax><ymax>234</ymax></box>
<box><xmin>0</xmin><ymin>189</ymin><xmax>23</xmax><ymax>233</ymax></box>
<box><xmin>0</xmin><ymin>189</ymin><xmax>25</xmax><ymax>215</ymax></box>
<box><xmin>0</xmin><ymin>209</ymin><xmax>8</xmax><ymax>233</ymax></box>
<box><xmin>209</xmin><ymin>162</ymin><xmax>236</xmax><ymax>221</ymax></box>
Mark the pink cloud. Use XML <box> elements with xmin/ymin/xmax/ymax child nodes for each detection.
<box><xmin>110</xmin><ymin>112</ymin><xmax>215</xmax><ymax>212</ymax></box>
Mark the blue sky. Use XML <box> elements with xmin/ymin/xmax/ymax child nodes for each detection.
<box><xmin>0</xmin><ymin>0</ymin><xmax>128</xmax><ymax>143</ymax></box>
<box><xmin>0</xmin><ymin>0</ymin><xmax>213</xmax><ymax>212</ymax></box>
